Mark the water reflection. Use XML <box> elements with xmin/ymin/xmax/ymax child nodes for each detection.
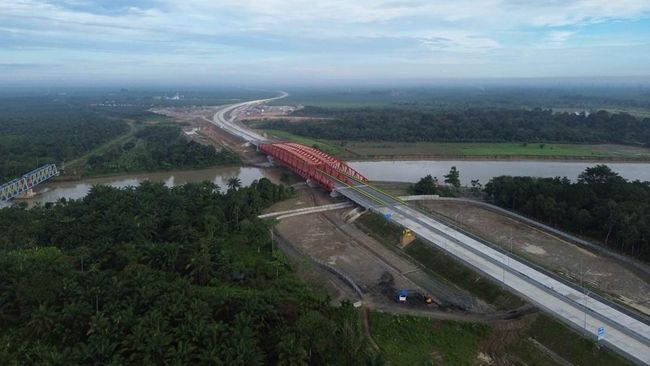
<box><xmin>4</xmin><ymin>160</ymin><xmax>650</xmax><ymax>209</ymax></box>
<box><xmin>348</xmin><ymin>160</ymin><xmax>650</xmax><ymax>185</ymax></box>
<box><xmin>7</xmin><ymin>166</ymin><xmax>268</xmax><ymax>208</ymax></box>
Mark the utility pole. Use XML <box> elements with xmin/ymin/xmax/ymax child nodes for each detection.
<box><xmin>580</xmin><ymin>258</ymin><xmax>588</xmax><ymax>334</ymax></box>
<box><xmin>270</xmin><ymin>229</ymin><xmax>274</xmax><ymax>255</ymax></box>
<box><xmin>502</xmin><ymin>249</ymin><xmax>506</xmax><ymax>286</ymax></box>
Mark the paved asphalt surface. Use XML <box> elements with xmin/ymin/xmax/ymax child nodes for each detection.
<box><xmin>336</xmin><ymin>182</ymin><xmax>650</xmax><ymax>365</ymax></box>
<box><xmin>210</xmin><ymin>91</ymin><xmax>288</xmax><ymax>144</ymax></box>
<box><xmin>203</xmin><ymin>91</ymin><xmax>650</xmax><ymax>365</ymax></box>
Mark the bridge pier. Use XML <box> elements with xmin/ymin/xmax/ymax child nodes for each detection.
<box><xmin>343</xmin><ymin>207</ymin><xmax>366</xmax><ymax>223</ymax></box>
<box><xmin>16</xmin><ymin>189</ymin><xmax>36</xmax><ymax>199</ymax></box>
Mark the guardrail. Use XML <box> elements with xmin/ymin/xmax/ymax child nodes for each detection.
<box><xmin>415</xmin><ymin>205</ymin><xmax>650</xmax><ymax>327</ymax></box>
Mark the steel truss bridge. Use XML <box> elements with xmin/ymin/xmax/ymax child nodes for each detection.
<box><xmin>0</xmin><ymin>164</ymin><xmax>59</xmax><ymax>202</ymax></box>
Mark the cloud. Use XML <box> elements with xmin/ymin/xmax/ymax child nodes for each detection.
<box><xmin>545</xmin><ymin>31</ymin><xmax>575</xmax><ymax>45</ymax></box>
<box><xmin>0</xmin><ymin>0</ymin><xmax>649</xmax><ymax>83</ymax></box>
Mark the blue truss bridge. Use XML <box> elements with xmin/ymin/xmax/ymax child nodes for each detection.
<box><xmin>0</xmin><ymin>164</ymin><xmax>60</xmax><ymax>202</ymax></box>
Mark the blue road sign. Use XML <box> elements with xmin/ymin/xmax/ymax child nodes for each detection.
<box><xmin>384</xmin><ymin>213</ymin><xmax>392</xmax><ymax>220</ymax></box>
<box><xmin>597</xmin><ymin>326</ymin><xmax>605</xmax><ymax>341</ymax></box>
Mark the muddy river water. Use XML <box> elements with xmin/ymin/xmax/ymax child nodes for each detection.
<box><xmin>348</xmin><ymin>160</ymin><xmax>650</xmax><ymax>186</ymax></box>
<box><xmin>6</xmin><ymin>160</ymin><xmax>650</xmax><ymax>207</ymax></box>
<box><xmin>7</xmin><ymin>166</ymin><xmax>269</xmax><ymax>208</ymax></box>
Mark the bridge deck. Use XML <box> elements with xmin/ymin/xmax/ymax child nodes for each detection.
<box><xmin>0</xmin><ymin>164</ymin><xmax>59</xmax><ymax>202</ymax></box>
<box><xmin>334</xmin><ymin>181</ymin><xmax>650</xmax><ymax>365</ymax></box>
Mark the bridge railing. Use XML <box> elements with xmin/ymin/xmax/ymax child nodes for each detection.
<box><xmin>259</xmin><ymin>143</ymin><xmax>368</xmax><ymax>192</ymax></box>
<box><xmin>0</xmin><ymin>164</ymin><xmax>59</xmax><ymax>202</ymax></box>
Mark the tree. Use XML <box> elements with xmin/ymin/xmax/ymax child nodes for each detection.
<box><xmin>484</xmin><ymin>165</ymin><xmax>650</xmax><ymax>260</ymax></box>
<box><xmin>277</xmin><ymin>334</ymin><xmax>308</xmax><ymax>366</ymax></box>
<box><xmin>409</xmin><ymin>175</ymin><xmax>438</xmax><ymax>195</ymax></box>
<box><xmin>444</xmin><ymin>166</ymin><xmax>461</xmax><ymax>189</ymax></box>
<box><xmin>227</xmin><ymin>177</ymin><xmax>242</xmax><ymax>192</ymax></box>
<box><xmin>470</xmin><ymin>179</ymin><xmax>482</xmax><ymax>194</ymax></box>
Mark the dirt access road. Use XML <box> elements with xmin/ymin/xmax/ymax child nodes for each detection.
<box><xmin>152</xmin><ymin>105</ymin><xmax>268</xmax><ymax>165</ymax></box>
<box><xmin>266</xmin><ymin>185</ymin><xmax>542</xmax><ymax>322</ymax></box>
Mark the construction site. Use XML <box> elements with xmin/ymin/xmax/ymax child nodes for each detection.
<box><xmin>149</xmin><ymin>96</ymin><xmax>650</xmax><ymax>365</ymax></box>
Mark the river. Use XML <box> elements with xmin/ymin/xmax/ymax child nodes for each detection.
<box><xmin>347</xmin><ymin>160</ymin><xmax>650</xmax><ymax>185</ymax></box>
<box><xmin>6</xmin><ymin>166</ymin><xmax>268</xmax><ymax>208</ymax></box>
<box><xmin>4</xmin><ymin>160</ymin><xmax>650</xmax><ymax>207</ymax></box>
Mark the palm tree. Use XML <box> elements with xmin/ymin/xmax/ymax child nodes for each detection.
<box><xmin>186</xmin><ymin>241</ymin><xmax>212</xmax><ymax>285</ymax></box>
<box><xmin>227</xmin><ymin>177</ymin><xmax>242</xmax><ymax>192</ymax></box>
<box><xmin>27</xmin><ymin>304</ymin><xmax>57</xmax><ymax>337</ymax></box>
<box><xmin>277</xmin><ymin>334</ymin><xmax>308</xmax><ymax>366</ymax></box>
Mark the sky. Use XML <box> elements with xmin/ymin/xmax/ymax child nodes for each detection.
<box><xmin>1</xmin><ymin>0</ymin><xmax>650</xmax><ymax>86</ymax></box>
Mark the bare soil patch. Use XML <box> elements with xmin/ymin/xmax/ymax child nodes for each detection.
<box><xmin>417</xmin><ymin>200</ymin><xmax>650</xmax><ymax>315</ymax></box>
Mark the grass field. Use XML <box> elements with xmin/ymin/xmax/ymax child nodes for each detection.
<box><xmin>341</xmin><ymin>141</ymin><xmax>650</xmax><ymax>160</ymax></box>
<box><xmin>510</xmin><ymin>315</ymin><xmax>633</xmax><ymax>366</ymax></box>
<box><xmin>257</xmin><ymin>128</ymin><xmax>650</xmax><ymax>161</ymax></box>
<box><xmin>355</xmin><ymin>213</ymin><xmax>633</xmax><ymax>365</ymax></box>
<box><xmin>262</xmin><ymin>129</ymin><xmax>346</xmax><ymax>157</ymax></box>
<box><xmin>370</xmin><ymin>311</ymin><xmax>488</xmax><ymax>365</ymax></box>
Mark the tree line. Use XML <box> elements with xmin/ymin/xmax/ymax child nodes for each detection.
<box><xmin>85</xmin><ymin>124</ymin><xmax>240</xmax><ymax>174</ymax></box>
<box><xmin>485</xmin><ymin>165</ymin><xmax>650</xmax><ymax>261</ymax></box>
<box><xmin>0</xmin><ymin>179</ymin><xmax>382</xmax><ymax>364</ymax></box>
<box><xmin>261</xmin><ymin>107</ymin><xmax>650</xmax><ymax>145</ymax></box>
<box><xmin>0</xmin><ymin>97</ymin><xmax>129</xmax><ymax>181</ymax></box>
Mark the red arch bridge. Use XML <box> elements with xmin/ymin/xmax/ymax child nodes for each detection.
<box><xmin>259</xmin><ymin>143</ymin><xmax>368</xmax><ymax>192</ymax></box>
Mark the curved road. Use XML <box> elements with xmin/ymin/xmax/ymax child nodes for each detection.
<box><xmin>210</xmin><ymin>91</ymin><xmax>288</xmax><ymax>144</ymax></box>
<box><xmin>202</xmin><ymin>92</ymin><xmax>650</xmax><ymax>365</ymax></box>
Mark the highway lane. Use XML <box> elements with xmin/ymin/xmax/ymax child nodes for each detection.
<box><xmin>335</xmin><ymin>182</ymin><xmax>650</xmax><ymax>365</ymax></box>
<box><xmin>197</xmin><ymin>93</ymin><xmax>650</xmax><ymax>364</ymax></box>
<box><xmin>210</xmin><ymin>91</ymin><xmax>288</xmax><ymax>144</ymax></box>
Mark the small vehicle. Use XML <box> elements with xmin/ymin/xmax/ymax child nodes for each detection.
<box><xmin>397</xmin><ymin>289</ymin><xmax>408</xmax><ymax>303</ymax></box>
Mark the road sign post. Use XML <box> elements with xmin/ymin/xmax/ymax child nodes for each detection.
<box><xmin>597</xmin><ymin>326</ymin><xmax>605</xmax><ymax>341</ymax></box>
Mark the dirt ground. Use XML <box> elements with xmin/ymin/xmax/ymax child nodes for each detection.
<box><xmin>417</xmin><ymin>200</ymin><xmax>650</xmax><ymax>316</ymax></box>
<box><xmin>151</xmin><ymin>106</ymin><xmax>268</xmax><ymax>165</ymax></box>
<box><xmin>267</xmin><ymin>186</ymin><xmax>505</xmax><ymax>318</ymax></box>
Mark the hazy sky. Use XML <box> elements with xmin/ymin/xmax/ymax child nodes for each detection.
<box><xmin>1</xmin><ymin>0</ymin><xmax>650</xmax><ymax>85</ymax></box>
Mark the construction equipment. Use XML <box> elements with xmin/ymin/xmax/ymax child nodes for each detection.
<box><xmin>399</xmin><ymin>229</ymin><xmax>416</xmax><ymax>248</ymax></box>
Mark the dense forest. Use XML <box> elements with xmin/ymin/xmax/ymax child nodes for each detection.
<box><xmin>85</xmin><ymin>124</ymin><xmax>239</xmax><ymax>174</ymax></box>
<box><xmin>485</xmin><ymin>165</ymin><xmax>650</xmax><ymax>261</ymax></box>
<box><xmin>0</xmin><ymin>98</ymin><xmax>129</xmax><ymax>181</ymax></box>
<box><xmin>261</xmin><ymin>107</ymin><xmax>650</xmax><ymax>145</ymax></box>
<box><xmin>274</xmin><ymin>85</ymin><xmax>650</xmax><ymax>110</ymax></box>
<box><xmin>0</xmin><ymin>180</ymin><xmax>380</xmax><ymax>364</ymax></box>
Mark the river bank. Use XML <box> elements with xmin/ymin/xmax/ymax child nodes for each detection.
<box><xmin>343</xmin><ymin>154</ymin><xmax>650</xmax><ymax>163</ymax></box>
<box><xmin>8</xmin><ymin>158</ymin><xmax>650</xmax><ymax>208</ymax></box>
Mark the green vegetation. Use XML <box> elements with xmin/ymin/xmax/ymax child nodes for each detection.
<box><xmin>262</xmin><ymin>129</ymin><xmax>344</xmax><ymax>156</ymax></box>
<box><xmin>509</xmin><ymin>315</ymin><xmax>633</xmax><ymax>366</ymax></box>
<box><xmin>408</xmin><ymin>173</ymin><xmax>457</xmax><ymax>197</ymax></box>
<box><xmin>355</xmin><ymin>213</ymin><xmax>523</xmax><ymax>310</ymax></box>
<box><xmin>406</xmin><ymin>242</ymin><xmax>523</xmax><ymax>310</ymax></box>
<box><xmin>84</xmin><ymin>123</ymin><xmax>239</xmax><ymax>175</ymax></box>
<box><xmin>356</xmin><ymin>214</ymin><xmax>630</xmax><ymax>365</ymax></box>
<box><xmin>486</xmin><ymin>165</ymin><xmax>650</xmax><ymax>261</ymax></box>
<box><xmin>260</xmin><ymin>107</ymin><xmax>650</xmax><ymax>145</ymax></box>
<box><xmin>272</xmin><ymin>86</ymin><xmax>650</xmax><ymax>111</ymax></box>
<box><xmin>369</xmin><ymin>312</ymin><xmax>488</xmax><ymax>365</ymax></box>
<box><xmin>0</xmin><ymin>98</ymin><xmax>129</xmax><ymax>181</ymax></box>
<box><xmin>444</xmin><ymin>166</ymin><xmax>460</xmax><ymax>189</ymax></box>
<box><xmin>305</xmin><ymin>141</ymin><xmax>650</xmax><ymax>160</ymax></box>
<box><xmin>0</xmin><ymin>180</ymin><xmax>386</xmax><ymax>365</ymax></box>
